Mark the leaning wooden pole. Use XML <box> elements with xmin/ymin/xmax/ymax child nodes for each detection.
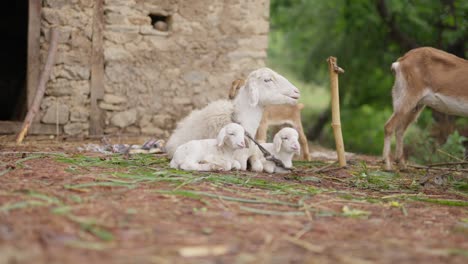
<box><xmin>327</xmin><ymin>56</ymin><xmax>346</xmax><ymax>167</ymax></box>
<box><xmin>16</xmin><ymin>28</ymin><xmax>59</xmax><ymax>144</ymax></box>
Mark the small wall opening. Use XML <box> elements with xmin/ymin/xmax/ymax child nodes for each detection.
<box><xmin>149</xmin><ymin>13</ymin><xmax>171</xmax><ymax>32</ymax></box>
<box><xmin>0</xmin><ymin>2</ymin><xmax>28</xmax><ymax>121</ymax></box>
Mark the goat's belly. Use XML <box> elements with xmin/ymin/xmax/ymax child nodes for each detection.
<box><xmin>421</xmin><ymin>92</ymin><xmax>468</xmax><ymax>116</ymax></box>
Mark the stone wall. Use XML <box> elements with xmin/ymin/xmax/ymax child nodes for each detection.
<box><xmin>40</xmin><ymin>0</ymin><xmax>270</xmax><ymax>137</ymax></box>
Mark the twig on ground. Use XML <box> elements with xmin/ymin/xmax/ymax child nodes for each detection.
<box><xmin>282</xmin><ymin>235</ymin><xmax>325</xmax><ymax>253</ymax></box>
<box><xmin>427</xmin><ymin>161</ymin><xmax>468</xmax><ymax>167</ymax></box>
<box><xmin>0</xmin><ymin>151</ymin><xmax>67</xmax><ymax>156</ymax></box>
<box><xmin>157</xmin><ymin>190</ymin><xmax>300</xmax><ymax>208</ymax></box>
<box><xmin>294</xmin><ymin>223</ymin><xmax>313</xmax><ymax>239</ymax></box>
<box><xmin>306</xmin><ymin>161</ymin><xmax>337</xmax><ymax>173</ymax></box>
<box><xmin>408</xmin><ymin>164</ymin><xmax>468</xmax><ymax>172</ymax></box>
<box><xmin>239</xmin><ymin>206</ymin><xmax>305</xmax><ymax>216</ymax></box>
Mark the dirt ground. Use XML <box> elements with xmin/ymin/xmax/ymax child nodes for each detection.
<box><xmin>0</xmin><ymin>135</ymin><xmax>467</xmax><ymax>264</ymax></box>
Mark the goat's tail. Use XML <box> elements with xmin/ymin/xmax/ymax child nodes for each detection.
<box><xmin>391</xmin><ymin>62</ymin><xmax>399</xmax><ymax>75</ymax></box>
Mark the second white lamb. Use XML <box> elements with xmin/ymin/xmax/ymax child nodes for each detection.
<box><xmin>259</xmin><ymin>127</ymin><xmax>300</xmax><ymax>173</ymax></box>
<box><xmin>170</xmin><ymin>123</ymin><xmax>246</xmax><ymax>171</ymax></box>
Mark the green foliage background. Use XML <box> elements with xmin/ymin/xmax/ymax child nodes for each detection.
<box><xmin>268</xmin><ymin>0</ymin><xmax>468</xmax><ymax>156</ymax></box>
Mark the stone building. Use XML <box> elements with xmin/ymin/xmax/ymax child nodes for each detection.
<box><xmin>0</xmin><ymin>0</ymin><xmax>270</xmax><ymax>138</ymax></box>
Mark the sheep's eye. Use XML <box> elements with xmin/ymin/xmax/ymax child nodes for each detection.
<box><xmin>282</xmin><ymin>137</ymin><xmax>288</xmax><ymax>140</ymax></box>
<box><xmin>228</xmin><ymin>132</ymin><xmax>235</xmax><ymax>136</ymax></box>
<box><xmin>264</xmin><ymin>78</ymin><xmax>273</xmax><ymax>83</ymax></box>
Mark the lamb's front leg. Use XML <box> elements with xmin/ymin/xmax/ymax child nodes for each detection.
<box><xmin>231</xmin><ymin>160</ymin><xmax>241</xmax><ymax>170</ymax></box>
<box><xmin>203</xmin><ymin>155</ymin><xmax>232</xmax><ymax>171</ymax></box>
<box><xmin>233</xmin><ymin>149</ymin><xmax>249</xmax><ymax>170</ymax></box>
<box><xmin>249</xmin><ymin>154</ymin><xmax>263</xmax><ymax>172</ymax></box>
<box><xmin>262</xmin><ymin>161</ymin><xmax>275</xmax><ymax>173</ymax></box>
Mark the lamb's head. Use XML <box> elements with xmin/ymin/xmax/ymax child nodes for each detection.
<box><xmin>273</xmin><ymin>127</ymin><xmax>300</xmax><ymax>154</ymax></box>
<box><xmin>216</xmin><ymin>123</ymin><xmax>246</xmax><ymax>150</ymax></box>
<box><xmin>245</xmin><ymin>68</ymin><xmax>300</xmax><ymax>106</ymax></box>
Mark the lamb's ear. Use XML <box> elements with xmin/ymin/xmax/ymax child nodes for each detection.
<box><xmin>273</xmin><ymin>133</ymin><xmax>282</xmax><ymax>153</ymax></box>
<box><xmin>246</xmin><ymin>79</ymin><xmax>259</xmax><ymax>106</ymax></box>
<box><xmin>217</xmin><ymin>127</ymin><xmax>227</xmax><ymax>147</ymax></box>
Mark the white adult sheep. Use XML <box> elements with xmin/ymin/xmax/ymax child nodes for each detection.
<box><xmin>165</xmin><ymin>67</ymin><xmax>300</xmax><ymax>171</ymax></box>
<box><xmin>170</xmin><ymin>123</ymin><xmax>246</xmax><ymax>171</ymax></box>
<box><xmin>258</xmin><ymin>127</ymin><xmax>300</xmax><ymax>173</ymax></box>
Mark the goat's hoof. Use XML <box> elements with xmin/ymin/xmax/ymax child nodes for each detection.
<box><xmin>383</xmin><ymin>164</ymin><xmax>394</xmax><ymax>172</ymax></box>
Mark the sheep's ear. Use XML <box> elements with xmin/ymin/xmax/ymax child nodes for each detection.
<box><xmin>228</xmin><ymin>79</ymin><xmax>245</xmax><ymax>100</ymax></box>
<box><xmin>217</xmin><ymin>127</ymin><xmax>227</xmax><ymax>147</ymax></box>
<box><xmin>273</xmin><ymin>133</ymin><xmax>282</xmax><ymax>153</ymax></box>
<box><xmin>246</xmin><ymin>79</ymin><xmax>259</xmax><ymax>106</ymax></box>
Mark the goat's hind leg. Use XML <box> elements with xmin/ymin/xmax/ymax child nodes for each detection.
<box><xmin>383</xmin><ymin>110</ymin><xmax>412</xmax><ymax>170</ymax></box>
<box><xmin>394</xmin><ymin>105</ymin><xmax>425</xmax><ymax>169</ymax></box>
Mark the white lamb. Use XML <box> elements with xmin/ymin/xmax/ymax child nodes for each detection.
<box><xmin>169</xmin><ymin>123</ymin><xmax>246</xmax><ymax>171</ymax></box>
<box><xmin>259</xmin><ymin>127</ymin><xmax>300</xmax><ymax>173</ymax></box>
<box><xmin>165</xmin><ymin>67</ymin><xmax>300</xmax><ymax>171</ymax></box>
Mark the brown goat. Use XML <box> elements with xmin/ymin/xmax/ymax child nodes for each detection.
<box><xmin>383</xmin><ymin>47</ymin><xmax>468</xmax><ymax>170</ymax></box>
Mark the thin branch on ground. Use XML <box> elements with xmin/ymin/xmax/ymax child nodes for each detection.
<box><xmin>409</xmin><ymin>164</ymin><xmax>468</xmax><ymax>172</ymax></box>
<box><xmin>427</xmin><ymin>161</ymin><xmax>468</xmax><ymax>167</ymax></box>
<box><xmin>282</xmin><ymin>236</ymin><xmax>325</xmax><ymax>253</ymax></box>
<box><xmin>239</xmin><ymin>206</ymin><xmax>305</xmax><ymax>216</ymax></box>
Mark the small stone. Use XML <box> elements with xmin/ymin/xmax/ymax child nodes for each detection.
<box><xmin>125</xmin><ymin>126</ymin><xmax>140</xmax><ymax>134</ymax></box>
<box><xmin>64</xmin><ymin>122</ymin><xmax>88</xmax><ymax>135</ymax></box>
<box><xmin>154</xmin><ymin>21</ymin><xmax>168</xmax><ymax>31</ymax></box>
<box><xmin>41</xmin><ymin>104</ymin><xmax>70</xmax><ymax>125</ymax></box>
<box><xmin>104</xmin><ymin>126</ymin><xmax>120</xmax><ymax>134</ymax></box>
<box><xmin>106</xmin><ymin>25</ymin><xmax>140</xmax><ymax>33</ymax></box>
<box><xmin>99</xmin><ymin>102</ymin><xmax>126</xmax><ymax>111</ymax></box>
<box><xmin>129</xmin><ymin>16</ymin><xmax>151</xmax><ymax>25</ymax></box>
<box><xmin>110</xmin><ymin>109</ymin><xmax>137</xmax><ymax>128</ymax></box>
<box><xmin>104</xmin><ymin>31</ymin><xmax>139</xmax><ymax>44</ymax></box>
<box><xmin>47</xmin><ymin>79</ymin><xmax>90</xmax><ymax>97</ymax></box>
<box><xmin>152</xmin><ymin>114</ymin><xmax>173</xmax><ymax>129</ymax></box>
<box><xmin>173</xmin><ymin>97</ymin><xmax>192</xmax><ymax>105</ymax></box>
<box><xmin>103</xmin><ymin>94</ymin><xmax>127</xmax><ymax>104</ymax></box>
<box><xmin>140</xmin><ymin>25</ymin><xmax>169</xmax><ymax>36</ymax></box>
<box><xmin>141</xmin><ymin>126</ymin><xmax>164</xmax><ymax>136</ymax></box>
<box><xmin>52</xmin><ymin>65</ymin><xmax>90</xmax><ymax>81</ymax></box>
<box><xmin>70</xmin><ymin>107</ymin><xmax>89</xmax><ymax>122</ymax></box>
<box><xmin>104</xmin><ymin>47</ymin><xmax>133</xmax><ymax>61</ymax></box>
<box><xmin>139</xmin><ymin>114</ymin><xmax>152</xmax><ymax>128</ymax></box>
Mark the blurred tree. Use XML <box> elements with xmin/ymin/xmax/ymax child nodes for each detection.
<box><xmin>269</xmin><ymin>0</ymin><xmax>468</xmax><ymax>153</ymax></box>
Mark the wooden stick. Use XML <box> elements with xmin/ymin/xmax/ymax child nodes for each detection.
<box><xmin>89</xmin><ymin>0</ymin><xmax>105</xmax><ymax>135</ymax></box>
<box><xmin>327</xmin><ymin>56</ymin><xmax>346</xmax><ymax>167</ymax></box>
<box><xmin>16</xmin><ymin>28</ymin><xmax>59</xmax><ymax>144</ymax></box>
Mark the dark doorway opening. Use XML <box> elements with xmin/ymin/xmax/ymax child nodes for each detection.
<box><xmin>0</xmin><ymin>1</ymin><xmax>28</xmax><ymax>121</ymax></box>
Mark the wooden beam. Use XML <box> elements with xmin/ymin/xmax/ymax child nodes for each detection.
<box><xmin>0</xmin><ymin>121</ymin><xmax>59</xmax><ymax>135</ymax></box>
<box><xmin>89</xmin><ymin>0</ymin><xmax>105</xmax><ymax>135</ymax></box>
<box><xmin>27</xmin><ymin>0</ymin><xmax>42</xmax><ymax>109</ymax></box>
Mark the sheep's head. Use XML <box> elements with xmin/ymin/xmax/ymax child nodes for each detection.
<box><xmin>273</xmin><ymin>127</ymin><xmax>300</xmax><ymax>154</ymax></box>
<box><xmin>217</xmin><ymin>123</ymin><xmax>246</xmax><ymax>149</ymax></box>
<box><xmin>245</xmin><ymin>68</ymin><xmax>300</xmax><ymax>107</ymax></box>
